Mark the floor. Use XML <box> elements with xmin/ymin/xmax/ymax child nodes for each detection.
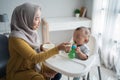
<box><xmin>60</xmin><ymin>66</ymin><xmax>117</xmax><ymax>80</ymax></box>
<box><xmin>0</xmin><ymin>66</ymin><xmax>117</xmax><ymax>80</ymax></box>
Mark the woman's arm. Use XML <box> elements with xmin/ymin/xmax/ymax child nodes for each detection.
<box><xmin>9</xmin><ymin>37</ymin><xmax>59</xmax><ymax>64</ymax></box>
<box><xmin>9</xmin><ymin>37</ymin><xmax>70</xmax><ymax>64</ymax></box>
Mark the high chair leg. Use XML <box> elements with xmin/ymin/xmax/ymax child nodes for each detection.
<box><xmin>87</xmin><ymin>72</ymin><xmax>90</xmax><ymax>80</ymax></box>
<box><xmin>97</xmin><ymin>66</ymin><xmax>102</xmax><ymax>80</ymax></box>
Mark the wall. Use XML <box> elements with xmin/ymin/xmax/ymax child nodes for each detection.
<box><xmin>84</xmin><ymin>0</ymin><xmax>93</xmax><ymax>19</ymax></box>
<box><xmin>0</xmin><ymin>0</ymin><xmax>88</xmax><ymax>44</ymax></box>
<box><xmin>50</xmin><ymin>30</ymin><xmax>74</xmax><ymax>45</ymax></box>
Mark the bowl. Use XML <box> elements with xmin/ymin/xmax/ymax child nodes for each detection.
<box><xmin>43</xmin><ymin>43</ymin><xmax>55</xmax><ymax>51</ymax></box>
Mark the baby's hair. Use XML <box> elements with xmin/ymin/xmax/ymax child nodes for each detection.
<box><xmin>74</xmin><ymin>26</ymin><xmax>91</xmax><ymax>43</ymax></box>
<box><xmin>75</xmin><ymin>27</ymin><xmax>90</xmax><ymax>36</ymax></box>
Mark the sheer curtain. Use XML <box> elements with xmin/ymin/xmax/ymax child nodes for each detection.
<box><xmin>92</xmin><ymin>0</ymin><xmax>120</xmax><ymax>77</ymax></box>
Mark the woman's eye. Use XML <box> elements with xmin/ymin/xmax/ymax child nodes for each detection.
<box><xmin>35</xmin><ymin>18</ymin><xmax>38</xmax><ymax>20</ymax></box>
<box><xmin>35</xmin><ymin>17</ymin><xmax>40</xmax><ymax>21</ymax></box>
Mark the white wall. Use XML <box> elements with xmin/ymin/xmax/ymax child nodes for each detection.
<box><xmin>50</xmin><ymin>30</ymin><xmax>74</xmax><ymax>45</ymax></box>
<box><xmin>0</xmin><ymin>0</ymin><xmax>90</xmax><ymax>44</ymax></box>
<box><xmin>40</xmin><ymin>0</ymin><xmax>84</xmax><ymax>17</ymax></box>
<box><xmin>84</xmin><ymin>0</ymin><xmax>93</xmax><ymax>19</ymax></box>
<box><xmin>0</xmin><ymin>0</ymin><xmax>84</xmax><ymax>22</ymax></box>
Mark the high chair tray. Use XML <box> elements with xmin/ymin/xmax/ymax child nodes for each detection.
<box><xmin>44</xmin><ymin>51</ymin><xmax>97</xmax><ymax>77</ymax></box>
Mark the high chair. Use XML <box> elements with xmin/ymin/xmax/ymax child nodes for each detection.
<box><xmin>41</xmin><ymin>18</ymin><xmax>100</xmax><ymax>80</ymax></box>
<box><xmin>67</xmin><ymin>34</ymin><xmax>100</xmax><ymax>80</ymax></box>
<box><xmin>85</xmin><ymin>35</ymin><xmax>100</xmax><ymax>80</ymax></box>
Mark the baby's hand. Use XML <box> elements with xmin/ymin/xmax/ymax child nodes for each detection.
<box><xmin>76</xmin><ymin>47</ymin><xmax>82</xmax><ymax>53</ymax></box>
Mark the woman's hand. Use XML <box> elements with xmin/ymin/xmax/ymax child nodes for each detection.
<box><xmin>40</xmin><ymin>44</ymin><xmax>44</xmax><ymax>51</ymax></box>
<box><xmin>65</xmin><ymin>44</ymin><xmax>71</xmax><ymax>53</ymax></box>
<box><xmin>57</xmin><ymin>42</ymin><xmax>71</xmax><ymax>52</ymax></box>
<box><xmin>40</xmin><ymin>42</ymin><xmax>51</xmax><ymax>51</ymax></box>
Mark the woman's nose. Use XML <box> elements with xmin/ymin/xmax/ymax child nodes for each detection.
<box><xmin>38</xmin><ymin>19</ymin><xmax>41</xmax><ymax>25</ymax></box>
<box><xmin>39</xmin><ymin>18</ymin><xmax>41</xmax><ymax>23</ymax></box>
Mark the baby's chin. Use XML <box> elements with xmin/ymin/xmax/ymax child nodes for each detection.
<box><xmin>74</xmin><ymin>41</ymin><xmax>84</xmax><ymax>45</ymax></box>
<box><xmin>76</xmin><ymin>43</ymin><xmax>84</xmax><ymax>46</ymax></box>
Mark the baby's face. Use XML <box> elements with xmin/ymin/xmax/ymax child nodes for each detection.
<box><xmin>73</xmin><ymin>29</ymin><xmax>88</xmax><ymax>45</ymax></box>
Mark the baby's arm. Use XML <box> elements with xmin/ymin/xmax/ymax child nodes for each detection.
<box><xmin>76</xmin><ymin>47</ymin><xmax>88</xmax><ymax>60</ymax></box>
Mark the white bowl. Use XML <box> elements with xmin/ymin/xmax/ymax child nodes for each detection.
<box><xmin>43</xmin><ymin>43</ymin><xmax>55</xmax><ymax>51</ymax></box>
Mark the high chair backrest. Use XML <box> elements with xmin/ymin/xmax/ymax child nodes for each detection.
<box><xmin>86</xmin><ymin>35</ymin><xmax>97</xmax><ymax>56</ymax></box>
<box><xmin>70</xmin><ymin>35</ymin><xmax>97</xmax><ymax>56</ymax></box>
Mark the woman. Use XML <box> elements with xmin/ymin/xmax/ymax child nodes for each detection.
<box><xmin>6</xmin><ymin>3</ymin><xmax>70</xmax><ymax>80</ymax></box>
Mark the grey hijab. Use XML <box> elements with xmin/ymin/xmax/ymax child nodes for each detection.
<box><xmin>10</xmin><ymin>3</ymin><xmax>41</xmax><ymax>50</ymax></box>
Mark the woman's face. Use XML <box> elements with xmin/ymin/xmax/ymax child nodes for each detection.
<box><xmin>33</xmin><ymin>9</ymin><xmax>41</xmax><ymax>30</ymax></box>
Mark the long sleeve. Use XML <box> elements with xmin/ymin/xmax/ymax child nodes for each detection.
<box><xmin>9</xmin><ymin>37</ymin><xmax>59</xmax><ymax>64</ymax></box>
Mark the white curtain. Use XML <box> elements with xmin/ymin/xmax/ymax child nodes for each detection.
<box><xmin>92</xmin><ymin>0</ymin><xmax>120</xmax><ymax>76</ymax></box>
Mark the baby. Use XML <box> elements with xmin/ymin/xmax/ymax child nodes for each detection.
<box><xmin>73</xmin><ymin>27</ymin><xmax>90</xmax><ymax>80</ymax></box>
<box><xmin>73</xmin><ymin>27</ymin><xmax>90</xmax><ymax>60</ymax></box>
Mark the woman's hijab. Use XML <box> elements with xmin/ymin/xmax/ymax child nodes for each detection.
<box><xmin>10</xmin><ymin>3</ymin><xmax>41</xmax><ymax>50</ymax></box>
